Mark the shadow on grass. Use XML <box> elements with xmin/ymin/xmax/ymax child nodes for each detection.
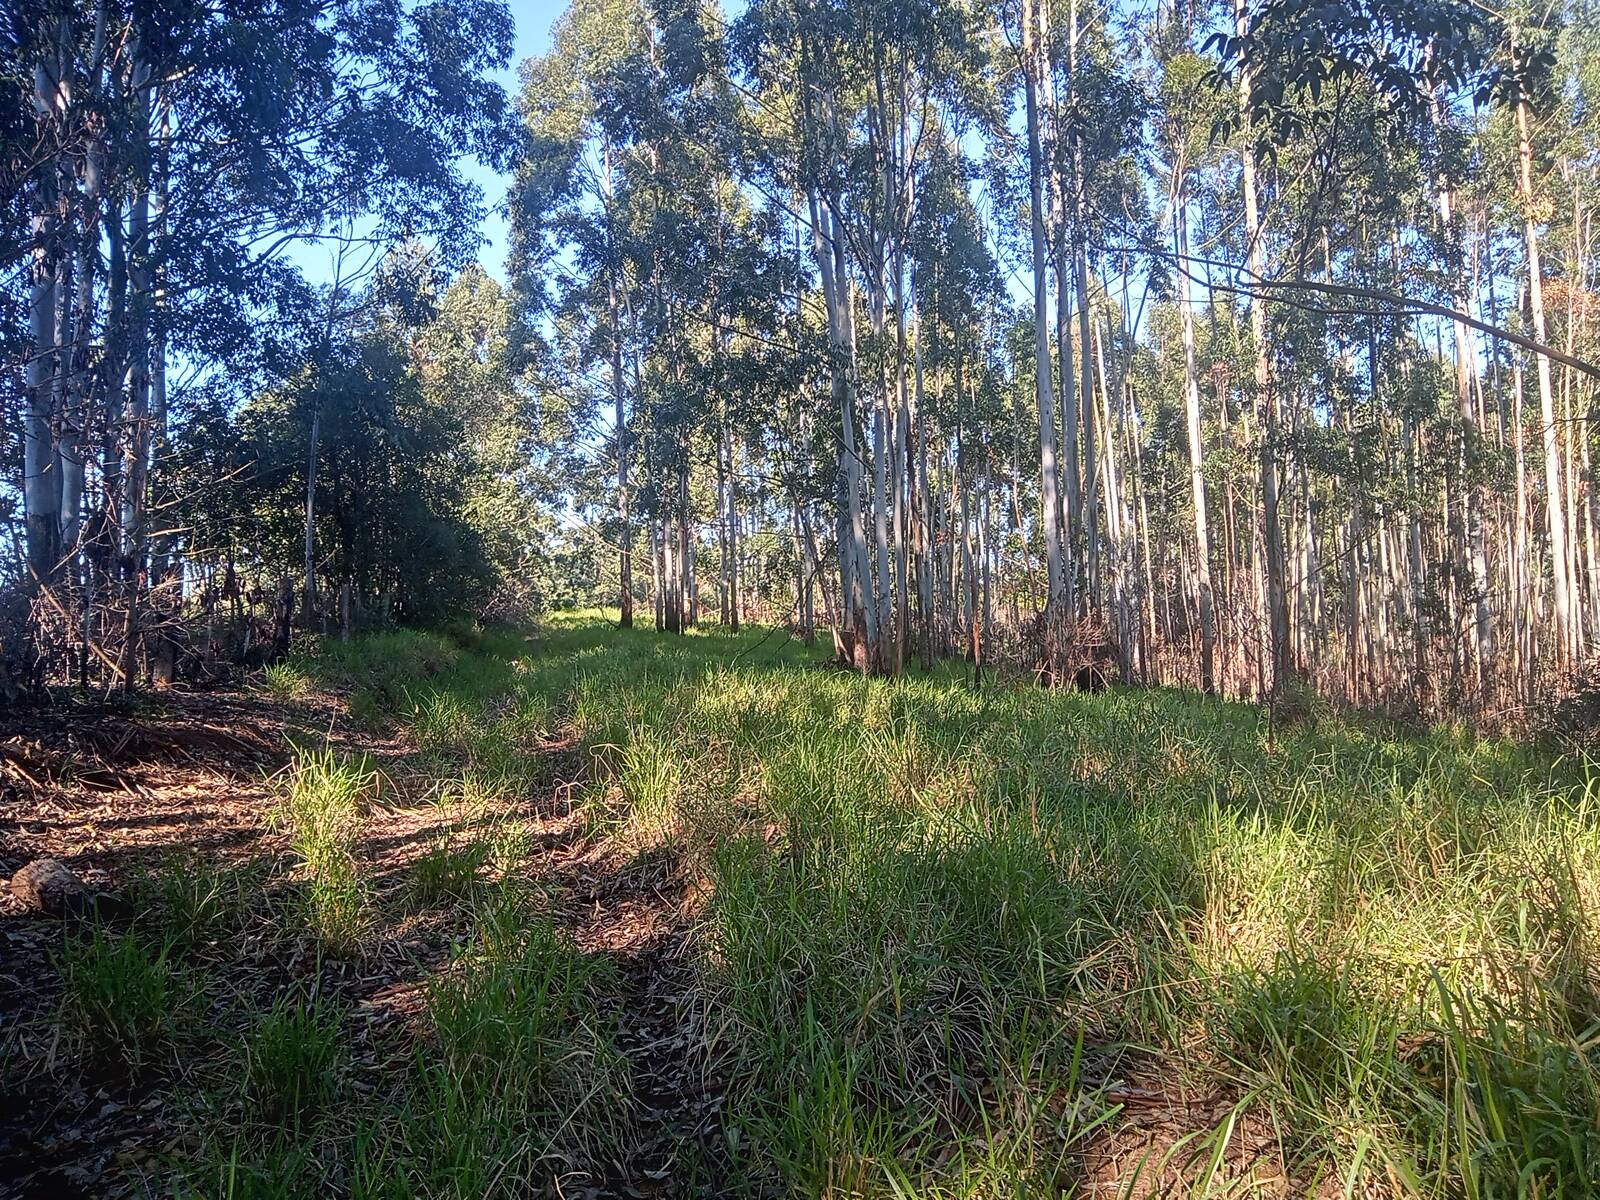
<box><xmin>526</xmin><ymin>613</ymin><xmax>1600</xmax><ymax>1197</ymax></box>
<box><xmin>8</xmin><ymin>613</ymin><xmax>1599</xmax><ymax>1197</ymax></box>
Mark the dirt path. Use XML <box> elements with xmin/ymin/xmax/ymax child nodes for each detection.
<box><xmin>521</xmin><ymin>802</ymin><xmax>737</xmax><ymax>1197</ymax></box>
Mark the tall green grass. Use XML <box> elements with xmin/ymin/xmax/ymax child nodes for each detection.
<box><xmin>505</xmin><ymin>613</ymin><xmax>1600</xmax><ymax>1195</ymax></box>
<box><xmin>272</xmin><ymin>745</ymin><xmax>374</xmax><ymax>949</ymax></box>
<box><xmin>92</xmin><ymin>614</ymin><xmax>1600</xmax><ymax>1195</ymax></box>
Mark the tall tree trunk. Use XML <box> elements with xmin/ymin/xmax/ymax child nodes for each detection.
<box><xmin>1176</xmin><ymin>182</ymin><xmax>1216</xmax><ymax>693</ymax></box>
<box><xmin>610</xmin><ymin>278</ymin><xmax>632</xmax><ymax>629</ymax></box>
<box><xmin>1235</xmin><ymin>0</ymin><xmax>1290</xmax><ymax>696</ymax></box>
<box><xmin>812</xmin><ymin>194</ymin><xmax>873</xmax><ymax>669</ymax></box>
<box><xmin>116</xmin><ymin>39</ymin><xmax>154</xmax><ymax>685</ymax></box>
<box><xmin>1517</xmin><ymin>97</ymin><xmax>1578</xmax><ymax>667</ymax></box>
<box><xmin>1023</xmin><ymin>0</ymin><xmax>1067</xmax><ymax>648</ymax></box>
<box><xmin>869</xmin><ymin>280</ymin><xmax>893</xmax><ymax>672</ymax></box>
<box><xmin>892</xmin><ymin>250</ymin><xmax>911</xmax><ymax>673</ymax></box>
<box><xmin>60</xmin><ymin>3</ymin><xmax>104</xmax><ymax>581</ymax></box>
<box><xmin>25</xmin><ymin>32</ymin><xmax>65</xmax><ymax>590</ymax></box>
<box><xmin>722</xmin><ymin>421</ymin><xmax>739</xmax><ymax>632</ymax></box>
<box><xmin>915</xmin><ymin>313</ymin><xmax>935</xmax><ymax>670</ymax></box>
<box><xmin>1068</xmin><ymin>0</ymin><xmax>1098</xmax><ymax>609</ymax></box>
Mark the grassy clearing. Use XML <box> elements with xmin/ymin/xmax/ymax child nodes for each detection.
<box><xmin>25</xmin><ymin>614</ymin><xmax>1600</xmax><ymax>1196</ymax></box>
<box><xmin>496</xmin><ymin>613</ymin><xmax>1600</xmax><ymax>1195</ymax></box>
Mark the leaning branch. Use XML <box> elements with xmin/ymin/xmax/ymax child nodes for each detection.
<box><xmin>1106</xmin><ymin>240</ymin><xmax>1600</xmax><ymax>382</ymax></box>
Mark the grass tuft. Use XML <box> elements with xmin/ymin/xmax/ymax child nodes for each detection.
<box><xmin>242</xmin><ymin>990</ymin><xmax>346</xmax><ymax>1133</ymax></box>
<box><xmin>409</xmin><ymin>835</ymin><xmax>490</xmax><ymax>907</ymax></box>
<box><xmin>130</xmin><ymin>853</ymin><xmax>253</xmax><ymax>952</ymax></box>
<box><xmin>56</xmin><ymin>927</ymin><xmax>181</xmax><ymax>1065</ymax></box>
<box><xmin>273</xmin><ymin>745</ymin><xmax>374</xmax><ymax>949</ymax></box>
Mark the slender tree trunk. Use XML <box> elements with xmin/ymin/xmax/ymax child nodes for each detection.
<box><xmin>870</xmin><ymin>281</ymin><xmax>893</xmax><ymax>671</ymax></box>
<box><xmin>116</xmin><ymin>41</ymin><xmax>154</xmax><ymax>685</ymax></box>
<box><xmin>1517</xmin><ymin>97</ymin><xmax>1578</xmax><ymax>667</ymax></box>
<box><xmin>1176</xmin><ymin>182</ymin><xmax>1216</xmax><ymax>693</ymax></box>
<box><xmin>1023</xmin><ymin>0</ymin><xmax>1066</xmax><ymax>648</ymax></box>
<box><xmin>915</xmin><ymin>313</ymin><xmax>935</xmax><ymax>670</ymax></box>
<box><xmin>812</xmin><ymin>194</ymin><xmax>873</xmax><ymax>669</ymax></box>
<box><xmin>60</xmin><ymin>6</ymin><xmax>103</xmax><ymax>579</ymax></box>
<box><xmin>892</xmin><ymin>252</ymin><xmax>911</xmax><ymax>673</ymax></box>
<box><xmin>25</xmin><ymin>37</ymin><xmax>65</xmax><ymax>590</ymax></box>
<box><xmin>1235</xmin><ymin>0</ymin><xmax>1290</xmax><ymax>696</ymax></box>
<box><xmin>610</xmin><ymin>277</ymin><xmax>632</xmax><ymax>628</ymax></box>
<box><xmin>723</xmin><ymin>422</ymin><xmax>739</xmax><ymax>632</ymax></box>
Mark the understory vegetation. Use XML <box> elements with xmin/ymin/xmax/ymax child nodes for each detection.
<box><xmin>17</xmin><ymin>615</ymin><xmax>1598</xmax><ymax>1197</ymax></box>
<box><xmin>12</xmin><ymin>0</ymin><xmax>1600</xmax><ymax>1194</ymax></box>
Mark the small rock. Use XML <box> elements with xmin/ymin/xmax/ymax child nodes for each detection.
<box><xmin>10</xmin><ymin>858</ymin><xmax>89</xmax><ymax>913</ymax></box>
<box><xmin>9</xmin><ymin>858</ymin><xmax>129</xmax><ymax>920</ymax></box>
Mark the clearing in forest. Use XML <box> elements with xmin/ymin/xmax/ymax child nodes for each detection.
<box><xmin>2</xmin><ymin>614</ymin><xmax>1598</xmax><ymax>1198</ymax></box>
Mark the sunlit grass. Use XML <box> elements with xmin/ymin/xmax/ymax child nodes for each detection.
<box><xmin>272</xmin><ymin>745</ymin><xmax>375</xmax><ymax>949</ymax></box>
<box><xmin>44</xmin><ymin>614</ymin><xmax>1600</xmax><ymax>1196</ymax></box>
<box><xmin>506</xmin><ymin>615</ymin><xmax>1600</xmax><ymax>1195</ymax></box>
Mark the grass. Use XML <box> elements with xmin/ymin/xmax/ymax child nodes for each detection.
<box><xmin>31</xmin><ymin>613</ymin><xmax>1600</xmax><ymax>1197</ymax></box>
<box><xmin>409</xmin><ymin>835</ymin><xmax>490</xmax><ymax>906</ymax></box>
<box><xmin>242</xmin><ymin>990</ymin><xmax>346</xmax><ymax>1132</ymax></box>
<box><xmin>508</xmin><ymin>613</ymin><xmax>1600</xmax><ymax>1195</ymax></box>
<box><xmin>187</xmin><ymin>886</ymin><xmax>626</xmax><ymax>1199</ymax></box>
<box><xmin>55</xmin><ymin>927</ymin><xmax>183</xmax><ymax>1066</ymax></box>
<box><xmin>272</xmin><ymin>744</ymin><xmax>375</xmax><ymax>949</ymax></box>
<box><xmin>130</xmin><ymin>852</ymin><xmax>256</xmax><ymax>950</ymax></box>
<box><xmin>411</xmin><ymin>903</ymin><xmax>629</xmax><ymax>1177</ymax></box>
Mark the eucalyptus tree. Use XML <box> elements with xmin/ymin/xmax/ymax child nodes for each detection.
<box><xmin>734</xmin><ymin>0</ymin><xmax>986</xmax><ymax>672</ymax></box>
<box><xmin>1153</xmin><ymin>43</ymin><xmax>1224</xmax><ymax>693</ymax></box>
<box><xmin>498</xmin><ymin>0</ymin><xmax>1600</xmax><ymax>718</ymax></box>
<box><xmin>1007</xmin><ymin>0</ymin><xmax>1068</xmax><ymax>640</ymax></box>
<box><xmin>9</xmin><ymin>0</ymin><xmax>515</xmax><ymax>685</ymax></box>
<box><xmin>513</xmin><ymin>0</ymin><xmax>655</xmax><ymax>627</ymax></box>
<box><xmin>907</xmin><ymin>132</ymin><xmax>1004</xmax><ymax>668</ymax></box>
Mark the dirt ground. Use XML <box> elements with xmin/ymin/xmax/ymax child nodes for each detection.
<box><xmin>0</xmin><ymin>684</ymin><xmax>730</xmax><ymax>1198</ymax></box>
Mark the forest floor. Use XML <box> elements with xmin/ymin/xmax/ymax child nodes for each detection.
<box><xmin>1</xmin><ymin>614</ymin><xmax>1598</xmax><ymax>1199</ymax></box>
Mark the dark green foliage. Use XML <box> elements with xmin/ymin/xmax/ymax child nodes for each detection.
<box><xmin>243</xmin><ymin>992</ymin><xmax>346</xmax><ymax>1133</ymax></box>
<box><xmin>409</xmin><ymin>837</ymin><xmax>491</xmax><ymax>906</ymax></box>
<box><xmin>130</xmin><ymin>853</ymin><xmax>254</xmax><ymax>952</ymax></box>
